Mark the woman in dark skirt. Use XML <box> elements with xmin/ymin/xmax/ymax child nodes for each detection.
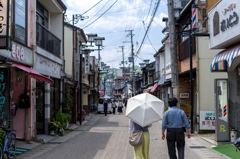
<box><xmin>117</xmin><ymin>99</ymin><xmax>123</xmax><ymax>115</ymax></box>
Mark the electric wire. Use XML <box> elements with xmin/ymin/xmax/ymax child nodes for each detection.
<box><xmin>142</xmin><ymin>21</ymin><xmax>157</xmax><ymax>52</ymax></box>
<box><xmin>82</xmin><ymin>0</ymin><xmax>119</xmax><ymax>29</ymax></box>
<box><xmin>144</xmin><ymin>0</ymin><xmax>153</xmax><ymax>22</ymax></box>
<box><xmin>81</xmin><ymin>0</ymin><xmax>103</xmax><ymax>15</ymax></box>
<box><xmin>81</xmin><ymin>0</ymin><xmax>111</xmax><ymax>27</ymax></box>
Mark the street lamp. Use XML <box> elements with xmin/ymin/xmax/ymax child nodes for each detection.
<box><xmin>86</xmin><ymin>34</ymin><xmax>98</xmax><ymax>46</ymax></box>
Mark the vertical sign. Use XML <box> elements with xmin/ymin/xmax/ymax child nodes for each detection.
<box><xmin>0</xmin><ymin>0</ymin><xmax>9</xmax><ymax>49</ymax></box>
<box><xmin>0</xmin><ymin>68</ymin><xmax>10</xmax><ymax>127</ymax></box>
<box><xmin>0</xmin><ymin>0</ymin><xmax>7</xmax><ymax>35</ymax></box>
<box><xmin>85</xmin><ymin>53</ymin><xmax>90</xmax><ymax>74</ymax></box>
<box><xmin>215</xmin><ymin>79</ymin><xmax>229</xmax><ymax>142</ymax></box>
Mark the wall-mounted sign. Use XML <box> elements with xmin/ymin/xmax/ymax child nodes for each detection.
<box><xmin>0</xmin><ymin>68</ymin><xmax>10</xmax><ymax>128</ymax></box>
<box><xmin>200</xmin><ymin>111</ymin><xmax>215</xmax><ymax>130</ymax></box>
<box><xmin>222</xmin><ymin>3</ymin><xmax>236</xmax><ymax>15</ymax></box>
<box><xmin>2</xmin><ymin>41</ymin><xmax>33</xmax><ymax>66</ymax></box>
<box><xmin>35</xmin><ymin>54</ymin><xmax>61</xmax><ymax>78</ymax></box>
<box><xmin>0</xmin><ymin>0</ymin><xmax>7</xmax><ymax>36</ymax></box>
<box><xmin>180</xmin><ymin>93</ymin><xmax>189</xmax><ymax>98</ymax></box>
<box><xmin>220</xmin><ymin>12</ymin><xmax>239</xmax><ymax>32</ymax></box>
<box><xmin>85</xmin><ymin>53</ymin><xmax>90</xmax><ymax>74</ymax></box>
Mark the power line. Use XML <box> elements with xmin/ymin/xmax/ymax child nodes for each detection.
<box><xmin>144</xmin><ymin>0</ymin><xmax>153</xmax><ymax>22</ymax></box>
<box><xmin>81</xmin><ymin>0</ymin><xmax>111</xmax><ymax>27</ymax></box>
<box><xmin>142</xmin><ymin>21</ymin><xmax>157</xmax><ymax>52</ymax></box>
<box><xmin>82</xmin><ymin>0</ymin><xmax>119</xmax><ymax>29</ymax></box>
<box><xmin>82</xmin><ymin>0</ymin><xmax>103</xmax><ymax>15</ymax></box>
<box><xmin>136</xmin><ymin>0</ymin><xmax>161</xmax><ymax>56</ymax></box>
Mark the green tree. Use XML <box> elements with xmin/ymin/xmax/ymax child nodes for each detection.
<box><xmin>62</xmin><ymin>89</ymin><xmax>74</xmax><ymax>122</ymax></box>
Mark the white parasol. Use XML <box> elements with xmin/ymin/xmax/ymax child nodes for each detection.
<box><xmin>125</xmin><ymin>93</ymin><xmax>164</xmax><ymax>127</ymax></box>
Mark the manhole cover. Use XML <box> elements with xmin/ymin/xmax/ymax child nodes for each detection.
<box><xmin>150</xmin><ymin>138</ymin><xmax>158</xmax><ymax>140</ymax></box>
<box><xmin>189</xmin><ymin>146</ymin><xmax>207</xmax><ymax>149</ymax></box>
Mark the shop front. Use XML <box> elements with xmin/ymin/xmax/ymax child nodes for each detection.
<box><xmin>209</xmin><ymin>0</ymin><xmax>240</xmax><ymax>142</ymax></box>
<box><xmin>35</xmin><ymin>54</ymin><xmax>62</xmax><ymax>134</ymax></box>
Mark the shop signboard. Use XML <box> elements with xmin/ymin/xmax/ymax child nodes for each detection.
<box><xmin>208</xmin><ymin>0</ymin><xmax>240</xmax><ymax>49</ymax></box>
<box><xmin>0</xmin><ymin>68</ymin><xmax>10</xmax><ymax>128</ymax></box>
<box><xmin>214</xmin><ymin>79</ymin><xmax>229</xmax><ymax>142</ymax></box>
<box><xmin>180</xmin><ymin>93</ymin><xmax>189</xmax><ymax>98</ymax></box>
<box><xmin>0</xmin><ymin>0</ymin><xmax>9</xmax><ymax>49</ymax></box>
<box><xmin>85</xmin><ymin>53</ymin><xmax>90</xmax><ymax>74</ymax></box>
<box><xmin>35</xmin><ymin>54</ymin><xmax>61</xmax><ymax>79</ymax></box>
<box><xmin>200</xmin><ymin>111</ymin><xmax>215</xmax><ymax>130</ymax></box>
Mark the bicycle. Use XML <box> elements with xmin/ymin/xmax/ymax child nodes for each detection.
<box><xmin>0</xmin><ymin>121</ymin><xmax>16</xmax><ymax>159</ymax></box>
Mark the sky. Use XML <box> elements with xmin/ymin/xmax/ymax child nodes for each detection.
<box><xmin>62</xmin><ymin>0</ymin><xmax>168</xmax><ymax>68</ymax></box>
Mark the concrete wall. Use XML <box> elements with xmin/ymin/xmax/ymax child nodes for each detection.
<box><xmin>160</xmin><ymin>53</ymin><xmax>165</xmax><ymax>76</ymax></box>
<box><xmin>198</xmin><ymin>37</ymin><xmax>227</xmax><ymax>112</ymax></box>
<box><xmin>64</xmin><ymin>26</ymin><xmax>73</xmax><ymax>77</ymax></box>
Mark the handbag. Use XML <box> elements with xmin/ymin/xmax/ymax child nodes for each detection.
<box><xmin>129</xmin><ymin>128</ymin><xmax>143</xmax><ymax>147</ymax></box>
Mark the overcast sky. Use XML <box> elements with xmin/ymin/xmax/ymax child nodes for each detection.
<box><xmin>63</xmin><ymin>0</ymin><xmax>168</xmax><ymax>68</ymax></box>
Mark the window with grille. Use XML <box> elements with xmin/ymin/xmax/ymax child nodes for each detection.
<box><xmin>213</xmin><ymin>12</ymin><xmax>219</xmax><ymax>36</ymax></box>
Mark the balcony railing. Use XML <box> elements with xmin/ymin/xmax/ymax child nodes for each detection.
<box><xmin>36</xmin><ymin>22</ymin><xmax>61</xmax><ymax>57</ymax></box>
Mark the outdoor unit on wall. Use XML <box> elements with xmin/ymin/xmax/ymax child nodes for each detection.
<box><xmin>195</xmin><ymin>0</ymin><xmax>207</xmax><ymax>33</ymax></box>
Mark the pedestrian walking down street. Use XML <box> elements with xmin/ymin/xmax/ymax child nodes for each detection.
<box><xmin>103</xmin><ymin>99</ymin><xmax>108</xmax><ymax>116</ymax></box>
<box><xmin>117</xmin><ymin>99</ymin><xmax>123</xmax><ymax>115</ymax></box>
<box><xmin>124</xmin><ymin>98</ymin><xmax>128</xmax><ymax>108</ymax></box>
<box><xmin>129</xmin><ymin>119</ymin><xmax>152</xmax><ymax>159</ymax></box>
<box><xmin>111</xmin><ymin>100</ymin><xmax>116</xmax><ymax>114</ymax></box>
<box><xmin>162</xmin><ymin>97</ymin><xmax>191</xmax><ymax>159</ymax></box>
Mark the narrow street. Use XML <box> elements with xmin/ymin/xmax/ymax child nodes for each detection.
<box><xmin>32</xmin><ymin>110</ymin><xmax>199</xmax><ymax>159</ymax></box>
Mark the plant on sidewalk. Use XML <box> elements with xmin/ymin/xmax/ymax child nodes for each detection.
<box><xmin>48</xmin><ymin>121</ymin><xmax>58</xmax><ymax>131</ymax></box>
<box><xmin>59</xmin><ymin>128</ymin><xmax>64</xmax><ymax>136</ymax></box>
<box><xmin>0</xmin><ymin>128</ymin><xmax>6</xmax><ymax>146</ymax></box>
<box><xmin>62</xmin><ymin>89</ymin><xmax>74</xmax><ymax>122</ymax></box>
<box><xmin>185</xmin><ymin>104</ymin><xmax>192</xmax><ymax>120</ymax></box>
<box><xmin>55</xmin><ymin>110</ymin><xmax>68</xmax><ymax>128</ymax></box>
<box><xmin>78</xmin><ymin>109</ymin><xmax>86</xmax><ymax>120</ymax></box>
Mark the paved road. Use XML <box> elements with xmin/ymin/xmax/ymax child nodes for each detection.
<box><xmin>35</xmin><ymin>110</ymin><xmax>199</xmax><ymax>159</ymax></box>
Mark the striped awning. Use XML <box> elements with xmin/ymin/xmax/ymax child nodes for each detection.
<box><xmin>211</xmin><ymin>44</ymin><xmax>240</xmax><ymax>72</ymax></box>
<box><xmin>150</xmin><ymin>83</ymin><xmax>158</xmax><ymax>93</ymax></box>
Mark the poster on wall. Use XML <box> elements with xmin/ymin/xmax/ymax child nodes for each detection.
<box><xmin>200</xmin><ymin>111</ymin><xmax>215</xmax><ymax>130</ymax></box>
<box><xmin>0</xmin><ymin>68</ymin><xmax>10</xmax><ymax>128</ymax></box>
<box><xmin>0</xmin><ymin>0</ymin><xmax>9</xmax><ymax>49</ymax></box>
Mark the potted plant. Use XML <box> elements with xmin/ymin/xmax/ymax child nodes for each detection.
<box><xmin>78</xmin><ymin>109</ymin><xmax>86</xmax><ymax>121</ymax></box>
<box><xmin>59</xmin><ymin>127</ymin><xmax>64</xmax><ymax>136</ymax></box>
<box><xmin>48</xmin><ymin>122</ymin><xmax>57</xmax><ymax>135</ymax></box>
<box><xmin>230</xmin><ymin>127</ymin><xmax>237</xmax><ymax>142</ymax></box>
<box><xmin>62</xmin><ymin>89</ymin><xmax>74</xmax><ymax>125</ymax></box>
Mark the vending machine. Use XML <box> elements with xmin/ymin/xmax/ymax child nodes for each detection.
<box><xmin>214</xmin><ymin>79</ymin><xmax>229</xmax><ymax>142</ymax></box>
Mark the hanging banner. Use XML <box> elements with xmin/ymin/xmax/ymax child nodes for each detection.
<box><xmin>0</xmin><ymin>68</ymin><xmax>10</xmax><ymax>128</ymax></box>
<box><xmin>85</xmin><ymin>53</ymin><xmax>90</xmax><ymax>74</ymax></box>
<box><xmin>0</xmin><ymin>0</ymin><xmax>9</xmax><ymax>49</ymax></box>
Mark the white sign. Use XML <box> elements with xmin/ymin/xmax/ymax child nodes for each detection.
<box><xmin>85</xmin><ymin>53</ymin><xmax>90</xmax><ymax>74</ymax></box>
<box><xmin>11</xmin><ymin>43</ymin><xmax>24</xmax><ymax>61</ymax></box>
<box><xmin>208</xmin><ymin>0</ymin><xmax>240</xmax><ymax>49</ymax></box>
<box><xmin>36</xmin><ymin>54</ymin><xmax>61</xmax><ymax>78</ymax></box>
<box><xmin>180</xmin><ymin>93</ymin><xmax>189</xmax><ymax>98</ymax></box>
<box><xmin>200</xmin><ymin>111</ymin><xmax>216</xmax><ymax>130</ymax></box>
<box><xmin>0</xmin><ymin>0</ymin><xmax>7</xmax><ymax>36</ymax></box>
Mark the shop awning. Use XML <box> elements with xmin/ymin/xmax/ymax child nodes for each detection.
<box><xmin>211</xmin><ymin>44</ymin><xmax>240</xmax><ymax>72</ymax></box>
<box><xmin>12</xmin><ymin>63</ymin><xmax>52</xmax><ymax>84</ymax></box>
<box><xmin>158</xmin><ymin>76</ymin><xmax>166</xmax><ymax>85</ymax></box>
<box><xmin>150</xmin><ymin>83</ymin><xmax>158</xmax><ymax>93</ymax></box>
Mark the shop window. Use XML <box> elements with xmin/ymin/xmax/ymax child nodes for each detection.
<box><xmin>13</xmin><ymin>0</ymin><xmax>27</xmax><ymax>44</ymax></box>
<box><xmin>213</xmin><ymin>12</ymin><xmax>220</xmax><ymax>36</ymax></box>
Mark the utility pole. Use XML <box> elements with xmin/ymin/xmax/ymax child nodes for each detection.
<box><xmin>118</xmin><ymin>46</ymin><xmax>126</xmax><ymax>97</ymax></box>
<box><xmin>125</xmin><ymin>30</ymin><xmax>134</xmax><ymax>96</ymax></box>
<box><xmin>167</xmin><ymin>0</ymin><xmax>180</xmax><ymax>107</ymax></box>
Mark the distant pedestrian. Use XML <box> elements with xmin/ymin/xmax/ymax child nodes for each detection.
<box><xmin>124</xmin><ymin>98</ymin><xmax>128</xmax><ymax>108</ymax></box>
<box><xmin>103</xmin><ymin>99</ymin><xmax>108</xmax><ymax>116</ymax></box>
<box><xmin>162</xmin><ymin>97</ymin><xmax>191</xmax><ymax>159</ymax></box>
<box><xmin>129</xmin><ymin>119</ymin><xmax>152</xmax><ymax>159</ymax></box>
<box><xmin>117</xmin><ymin>99</ymin><xmax>123</xmax><ymax>115</ymax></box>
<box><xmin>111</xmin><ymin>100</ymin><xmax>116</xmax><ymax>114</ymax></box>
